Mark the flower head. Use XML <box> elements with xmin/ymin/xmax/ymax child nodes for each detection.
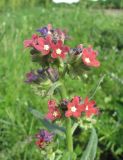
<box><xmin>24</xmin><ymin>34</ymin><xmax>38</xmax><ymax>48</ymax></box>
<box><xmin>51</xmin><ymin>40</ymin><xmax>69</xmax><ymax>59</ymax></box>
<box><xmin>37</xmin><ymin>27</ymin><xmax>48</xmax><ymax>36</ymax></box>
<box><xmin>25</xmin><ymin>71</ymin><xmax>39</xmax><ymax>83</ymax></box>
<box><xmin>46</xmin><ymin>108</ymin><xmax>61</xmax><ymax>121</ymax></box>
<box><xmin>65</xmin><ymin>96</ymin><xmax>83</xmax><ymax>118</ymax></box>
<box><xmin>82</xmin><ymin>46</ymin><xmax>100</xmax><ymax>67</ymax></box>
<box><xmin>37</xmin><ymin>24</ymin><xmax>52</xmax><ymax>37</ymax></box>
<box><xmin>48</xmin><ymin>100</ymin><xmax>57</xmax><ymax>110</ymax></box>
<box><xmin>35</xmin><ymin>129</ymin><xmax>54</xmax><ymax>148</ymax></box>
<box><xmin>33</xmin><ymin>35</ymin><xmax>51</xmax><ymax>55</ymax></box>
<box><xmin>46</xmin><ymin>100</ymin><xmax>61</xmax><ymax>121</ymax></box>
<box><xmin>81</xmin><ymin>97</ymin><xmax>99</xmax><ymax>117</ymax></box>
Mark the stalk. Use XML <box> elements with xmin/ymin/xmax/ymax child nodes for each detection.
<box><xmin>66</xmin><ymin>118</ymin><xmax>73</xmax><ymax>152</ymax></box>
<box><xmin>58</xmin><ymin>81</ymin><xmax>73</xmax><ymax>152</ymax></box>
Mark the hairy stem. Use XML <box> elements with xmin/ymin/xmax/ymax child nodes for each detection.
<box><xmin>57</xmin><ymin>82</ymin><xmax>73</xmax><ymax>152</ymax></box>
<box><xmin>66</xmin><ymin>118</ymin><xmax>73</xmax><ymax>152</ymax></box>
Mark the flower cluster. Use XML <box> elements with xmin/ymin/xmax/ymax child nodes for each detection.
<box><xmin>24</xmin><ymin>24</ymin><xmax>100</xmax><ymax>68</ymax></box>
<box><xmin>35</xmin><ymin>129</ymin><xmax>54</xmax><ymax>148</ymax></box>
<box><xmin>45</xmin><ymin>96</ymin><xmax>98</xmax><ymax>122</ymax></box>
<box><xmin>24</xmin><ymin>24</ymin><xmax>69</xmax><ymax>60</ymax></box>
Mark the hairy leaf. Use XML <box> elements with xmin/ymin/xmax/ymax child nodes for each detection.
<box><xmin>29</xmin><ymin>108</ymin><xmax>65</xmax><ymax>137</ymax></box>
<box><xmin>81</xmin><ymin>128</ymin><xmax>98</xmax><ymax>160</ymax></box>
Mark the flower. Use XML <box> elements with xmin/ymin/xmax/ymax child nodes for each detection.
<box><xmin>82</xmin><ymin>46</ymin><xmax>100</xmax><ymax>67</ymax></box>
<box><xmin>81</xmin><ymin>97</ymin><xmax>99</xmax><ymax>117</ymax></box>
<box><xmin>25</xmin><ymin>71</ymin><xmax>39</xmax><ymax>83</ymax></box>
<box><xmin>51</xmin><ymin>40</ymin><xmax>69</xmax><ymax>59</ymax></box>
<box><xmin>33</xmin><ymin>36</ymin><xmax>51</xmax><ymax>55</ymax></box>
<box><xmin>46</xmin><ymin>108</ymin><xmax>61</xmax><ymax>121</ymax></box>
<box><xmin>37</xmin><ymin>24</ymin><xmax>52</xmax><ymax>36</ymax></box>
<box><xmin>45</xmin><ymin>100</ymin><xmax>61</xmax><ymax>121</ymax></box>
<box><xmin>65</xmin><ymin>96</ymin><xmax>83</xmax><ymax>118</ymax></box>
<box><xmin>35</xmin><ymin>129</ymin><xmax>54</xmax><ymax>148</ymax></box>
<box><xmin>48</xmin><ymin>100</ymin><xmax>57</xmax><ymax>110</ymax></box>
<box><xmin>23</xmin><ymin>34</ymin><xmax>38</xmax><ymax>48</ymax></box>
<box><xmin>37</xmin><ymin>27</ymin><xmax>48</xmax><ymax>36</ymax></box>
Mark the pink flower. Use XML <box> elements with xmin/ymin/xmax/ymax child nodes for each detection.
<box><xmin>46</xmin><ymin>100</ymin><xmax>61</xmax><ymax>121</ymax></box>
<box><xmin>33</xmin><ymin>36</ymin><xmax>51</xmax><ymax>55</ymax></box>
<box><xmin>65</xmin><ymin>96</ymin><xmax>83</xmax><ymax>118</ymax></box>
<box><xmin>23</xmin><ymin>34</ymin><xmax>38</xmax><ymax>48</ymax></box>
<box><xmin>82</xmin><ymin>46</ymin><xmax>100</xmax><ymax>67</ymax></box>
<box><xmin>46</xmin><ymin>108</ymin><xmax>61</xmax><ymax>121</ymax></box>
<box><xmin>51</xmin><ymin>40</ymin><xmax>69</xmax><ymax>59</ymax></box>
<box><xmin>81</xmin><ymin>97</ymin><xmax>99</xmax><ymax>117</ymax></box>
<box><xmin>48</xmin><ymin>100</ymin><xmax>57</xmax><ymax>110</ymax></box>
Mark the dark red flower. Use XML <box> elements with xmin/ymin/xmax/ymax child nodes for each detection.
<box><xmin>35</xmin><ymin>138</ymin><xmax>44</xmax><ymax>148</ymax></box>
<box><xmin>65</xmin><ymin>96</ymin><xmax>83</xmax><ymax>118</ymax></box>
<box><xmin>81</xmin><ymin>97</ymin><xmax>99</xmax><ymax>117</ymax></box>
<box><xmin>51</xmin><ymin>40</ymin><xmax>69</xmax><ymax>59</ymax></box>
<box><xmin>33</xmin><ymin>35</ymin><xmax>51</xmax><ymax>55</ymax></box>
<box><xmin>82</xmin><ymin>46</ymin><xmax>100</xmax><ymax>67</ymax></box>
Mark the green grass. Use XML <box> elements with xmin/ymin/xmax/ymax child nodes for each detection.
<box><xmin>0</xmin><ymin>4</ymin><xmax>123</xmax><ymax>160</ymax></box>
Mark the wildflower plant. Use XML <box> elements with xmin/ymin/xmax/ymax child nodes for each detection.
<box><xmin>24</xmin><ymin>24</ymin><xmax>100</xmax><ymax>160</ymax></box>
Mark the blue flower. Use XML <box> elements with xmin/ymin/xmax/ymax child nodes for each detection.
<box><xmin>36</xmin><ymin>27</ymin><xmax>48</xmax><ymax>36</ymax></box>
<box><xmin>36</xmin><ymin>129</ymin><xmax>54</xmax><ymax>142</ymax></box>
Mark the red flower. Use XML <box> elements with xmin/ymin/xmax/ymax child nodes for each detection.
<box><xmin>33</xmin><ymin>35</ymin><xmax>51</xmax><ymax>55</ymax></box>
<box><xmin>81</xmin><ymin>97</ymin><xmax>99</xmax><ymax>117</ymax></box>
<box><xmin>46</xmin><ymin>108</ymin><xmax>61</xmax><ymax>121</ymax></box>
<box><xmin>51</xmin><ymin>40</ymin><xmax>69</xmax><ymax>59</ymax></box>
<box><xmin>82</xmin><ymin>46</ymin><xmax>100</xmax><ymax>67</ymax></box>
<box><xmin>46</xmin><ymin>100</ymin><xmax>61</xmax><ymax>121</ymax></box>
<box><xmin>48</xmin><ymin>100</ymin><xmax>57</xmax><ymax>110</ymax></box>
<box><xmin>24</xmin><ymin>34</ymin><xmax>38</xmax><ymax>48</ymax></box>
<box><xmin>35</xmin><ymin>138</ymin><xmax>44</xmax><ymax>148</ymax></box>
<box><xmin>65</xmin><ymin>96</ymin><xmax>83</xmax><ymax>118</ymax></box>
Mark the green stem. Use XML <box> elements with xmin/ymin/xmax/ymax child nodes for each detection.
<box><xmin>66</xmin><ymin>118</ymin><xmax>73</xmax><ymax>152</ymax></box>
<box><xmin>57</xmin><ymin>82</ymin><xmax>73</xmax><ymax>152</ymax></box>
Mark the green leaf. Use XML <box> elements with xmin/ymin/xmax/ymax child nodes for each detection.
<box><xmin>61</xmin><ymin>152</ymin><xmax>71</xmax><ymax>160</ymax></box>
<box><xmin>29</xmin><ymin>108</ymin><xmax>65</xmax><ymax>137</ymax></box>
<box><xmin>72</xmin><ymin>123</ymin><xmax>79</xmax><ymax>135</ymax></box>
<box><xmin>80</xmin><ymin>128</ymin><xmax>98</xmax><ymax>160</ymax></box>
<box><xmin>61</xmin><ymin>152</ymin><xmax>76</xmax><ymax>160</ymax></box>
<box><xmin>45</xmin><ymin>81</ymin><xmax>62</xmax><ymax>96</ymax></box>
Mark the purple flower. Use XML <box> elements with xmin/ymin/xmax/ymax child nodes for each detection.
<box><xmin>37</xmin><ymin>27</ymin><xmax>48</xmax><ymax>36</ymax></box>
<box><xmin>25</xmin><ymin>71</ymin><xmax>39</xmax><ymax>83</ymax></box>
<box><xmin>36</xmin><ymin>129</ymin><xmax>54</xmax><ymax>142</ymax></box>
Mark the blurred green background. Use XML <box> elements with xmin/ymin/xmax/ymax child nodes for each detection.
<box><xmin>0</xmin><ymin>0</ymin><xmax>123</xmax><ymax>160</ymax></box>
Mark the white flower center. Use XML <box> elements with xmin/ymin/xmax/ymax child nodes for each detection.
<box><xmin>56</xmin><ymin>48</ymin><xmax>62</xmax><ymax>55</ymax></box>
<box><xmin>85</xmin><ymin>57</ymin><xmax>90</xmax><ymax>63</ymax></box>
<box><xmin>48</xmin><ymin>31</ymin><xmax>51</xmax><ymax>35</ymax></box>
<box><xmin>53</xmin><ymin>111</ymin><xmax>58</xmax><ymax>117</ymax></box>
<box><xmin>71</xmin><ymin>106</ymin><xmax>77</xmax><ymax>112</ymax></box>
<box><xmin>86</xmin><ymin>105</ymin><xmax>89</xmax><ymax>111</ymax></box>
<box><xmin>44</xmin><ymin>45</ymin><xmax>49</xmax><ymax>50</ymax></box>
